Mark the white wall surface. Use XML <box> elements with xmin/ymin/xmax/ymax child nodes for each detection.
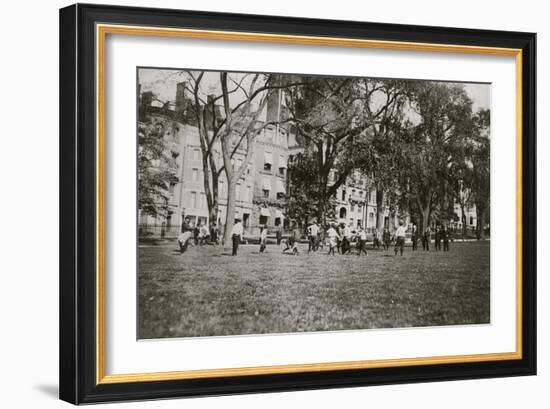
<box><xmin>0</xmin><ymin>0</ymin><xmax>546</xmax><ymax>407</ymax></box>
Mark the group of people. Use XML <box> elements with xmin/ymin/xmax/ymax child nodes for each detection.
<box><xmin>177</xmin><ymin>216</ymin><xmax>220</xmax><ymax>254</ymax></box>
<box><xmin>410</xmin><ymin>225</ymin><xmax>451</xmax><ymax>252</ymax></box>
<box><xmin>178</xmin><ymin>215</ymin><xmax>452</xmax><ymax>257</ymax></box>
<box><xmin>280</xmin><ymin>221</ymin><xmax>370</xmax><ymax>257</ymax></box>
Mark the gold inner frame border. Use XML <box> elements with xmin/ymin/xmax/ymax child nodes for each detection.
<box><xmin>95</xmin><ymin>23</ymin><xmax>523</xmax><ymax>385</ymax></box>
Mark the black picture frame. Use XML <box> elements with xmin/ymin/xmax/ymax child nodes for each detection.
<box><xmin>60</xmin><ymin>3</ymin><xmax>536</xmax><ymax>404</ymax></box>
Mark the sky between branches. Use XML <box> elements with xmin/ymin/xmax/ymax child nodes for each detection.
<box><xmin>138</xmin><ymin>68</ymin><xmax>491</xmax><ymax>116</ymax></box>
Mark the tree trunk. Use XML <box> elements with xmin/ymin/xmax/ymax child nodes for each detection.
<box><xmin>223</xmin><ymin>177</ymin><xmax>237</xmax><ymax>248</ymax></box>
<box><xmin>316</xmin><ymin>193</ymin><xmax>327</xmax><ymax>228</ymax></box>
<box><xmin>420</xmin><ymin>203</ymin><xmax>430</xmax><ymax>235</ymax></box>
<box><xmin>460</xmin><ymin>203</ymin><xmax>467</xmax><ymax>241</ymax></box>
<box><xmin>389</xmin><ymin>208</ymin><xmax>397</xmax><ymax>234</ymax></box>
<box><xmin>376</xmin><ymin>189</ymin><xmax>385</xmax><ymax>230</ymax></box>
<box><xmin>476</xmin><ymin>206</ymin><xmax>485</xmax><ymax>240</ymax></box>
<box><xmin>209</xmin><ymin>199</ymin><xmax>218</xmax><ymax>229</ymax></box>
<box><xmin>316</xmin><ymin>169</ymin><xmax>329</xmax><ymax>226</ymax></box>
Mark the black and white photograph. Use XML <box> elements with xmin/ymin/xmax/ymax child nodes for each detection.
<box><xmin>137</xmin><ymin>67</ymin><xmax>491</xmax><ymax>339</ymax></box>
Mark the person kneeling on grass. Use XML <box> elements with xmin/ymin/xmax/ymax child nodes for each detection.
<box><xmin>282</xmin><ymin>228</ymin><xmax>299</xmax><ymax>255</ymax></box>
<box><xmin>394</xmin><ymin>220</ymin><xmax>406</xmax><ymax>256</ymax></box>
<box><xmin>177</xmin><ymin>231</ymin><xmax>193</xmax><ymax>254</ymax></box>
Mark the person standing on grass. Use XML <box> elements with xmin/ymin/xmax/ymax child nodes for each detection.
<box><xmin>423</xmin><ymin>226</ymin><xmax>431</xmax><ymax>251</ymax></box>
<box><xmin>317</xmin><ymin>227</ymin><xmax>325</xmax><ymax>251</ymax></box>
<box><xmin>434</xmin><ymin>225</ymin><xmax>442</xmax><ymax>251</ymax></box>
<box><xmin>341</xmin><ymin>223</ymin><xmax>352</xmax><ymax>254</ymax></box>
<box><xmin>276</xmin><ymin>226</ymin><xmax>282</xmax><ymax>245</ymax></box>
<box><xmin>373</xmin><ymin>228</ymin><xmax>381</xmax><ymax>250</ymax></box>
<box><xmin>231</xmin><ymin>218</ymin><xmax>243</xmax><ymax>256</ymax></box>
<box><xmin>210</xmin><ymin>222</ymin><xmax>219</xmax><ymax>245</ymax></box>
<box><xmin>394</xmin><ymin>220</ymin><xmax>406</xmax><ymax>256</ymax></box>
<box><xmin>307</xmin><ymin>221</ymin><xmax>319</xmax><ymax>253</ymax></box>
<box><xmin>442</xmin><ymin>225</ymin><xmax>451</xmax><ymax>251</ymax></box>
<box><xmin>326</xmin><ymin>223</ymin><xmax>341</xmax><ymax>255</ymax></box>
<box><xmin>382</xmin><ymin>227</ymin><xmax>391</xmax><ymax>252</ymax></box>
<box><xmin>411</xmin><ymin>224</ymin><xmax>418</xmax><ymax>251</ymax></box>
<box><xmin>259</xmin><ymin>225</ymin><xmax>268</xmax><ymax>253</ymax></box>
<box><xmin>356</xmin><ymin>226</ymin><xmax>368</xmax><ymax>256</ymax></box>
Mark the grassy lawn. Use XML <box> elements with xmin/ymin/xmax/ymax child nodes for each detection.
<box><xmin>138</xmin><ymin>241</ymin><xmax>490</xmax><ymax>339</ymax></box>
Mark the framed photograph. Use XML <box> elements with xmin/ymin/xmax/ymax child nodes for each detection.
<box><xmin>59</xmin><ymin>3</ymin><xmax>536</xmax><ymax>404</ymax></box>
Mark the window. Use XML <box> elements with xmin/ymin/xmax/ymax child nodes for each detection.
<box><xmin>262</xmin><ymin>177</ymin><xmax>271</xmax><ymax>198</ymax></box>
<box><xmin>351</xmin><ymin>204</ymin><xmax>355</xmax><ymax>213</ymax></box>
<box><xmin>264</xmin><ymin>151</ymin><xmax>273</xmax><ymax>171</ymax></box>
<box><xmin>339</xmin><ymin>207</ymin><xmax>347</xmax><ymax>219</ymax></box>
<box><xmin>235</xmin><ymin>158</ymin><xmax>243</xmax><ymax>172</ymax></box>
<box><xmin>236</xmin><ymin>184</ymin><xmax>241</xmax><ymax>201</ymax></box>
<box><xmin>190</xmin><ymin>191</ymin><xmax>197</xmax><ymax>208</ymax></box>
<box><xmin>470</xmin><ymin>216</ymin><xmax>474</xmax><ymax>225</ymax></box>
<box><xmin>275</xmin><ymin>179</ymin><xmax>285</xmax><ymax>199</ymax></box>
<box><xmin>200</xmin><ymin>193</ymin><xmax>206</xmax><ymax>208</ymax></box>
<box><xmin>342</xmin><ymin>189</ymin><xmax>346</xmax><ymax>201</ymax></box>
<box><xmin>278</xmin><ymin>155</ymin><xmax>286</xmax><ymax>176</ymax></box>
<box><xmin>246</xmin><ymin>186</ymin><xmax>252</xmax><ymax>202</ymax></box>
<box><xmin>259</xmin><ymin>215</ymin><xmax>268</xmax><ymax>225</ymax></box>
<box><xmin>192</xmin><ymin>168</ymin><xmax>199</xmax><ymax>182</ymax></box>
<box><xmin>193</xmin><ymin>148</ymin><xmax>200</xmax><ymax>160</ymax></box>
<box><xmin>246</xmin><ymin>163</ymin><xmax>252</xmax><ymax>175</ymax></box>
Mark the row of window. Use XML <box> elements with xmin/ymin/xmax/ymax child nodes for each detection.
<box><xmin>263</xmin><ymin>151</ymin><xmax>287</xmax><ymax>176</ymax></box>
<box><xmin>188</xmin><ymin>185</ymin><xmax>254</xmax><ymax>208</ymax></box>
<box><xmin>188</xmin><ymin>178</ymin><xmax>287</xmax><ymax>208</ymax></box>
<box><xmin>191</xmin><ymin>148</ymin><xmax>289</xmax><ymax>178</ymax></box>
<box><xmin>338</xmin><ymin>188</ymin><xmax>377</xmax><ymax>204</ymax></box>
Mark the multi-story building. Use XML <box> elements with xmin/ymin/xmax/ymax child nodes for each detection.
<box><xmin>138</xmin><ymin>83</ymin><xmax>300</xmax><ymax>238</ymax></box>
<box><xmin>138</xmin><ymin>81</ymin><xmax>472</xmax><ymax>239</ymax></box>
<box><xmin>331</xmin><ymin>170</ymin><xmax>409</xmax><ymax>233</ymax></box>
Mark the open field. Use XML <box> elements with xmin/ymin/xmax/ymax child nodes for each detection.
<box><xmin>138</xmin><ymin>241</ymin><xmax>490</xmax><ymax>339</ymax></box>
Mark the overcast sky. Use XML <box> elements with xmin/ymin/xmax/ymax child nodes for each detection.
<box><xmin>138</xmin><ymin>68</ymin><xmax>491</xmax><ymax>113</ymax></box>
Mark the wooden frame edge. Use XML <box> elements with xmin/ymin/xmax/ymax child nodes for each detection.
<box><xmin>94</xmin><ymin>23</ymin><xmax>525</xmax><ymax>386</ymax></box>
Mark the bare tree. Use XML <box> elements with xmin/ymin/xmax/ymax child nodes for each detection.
<box><xmin>218</xmin><ymin>73</ymin><xmax>278</xmax><ymax>246</ymax></box>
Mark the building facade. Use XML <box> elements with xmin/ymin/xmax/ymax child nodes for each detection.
<box><xmin>138</xmin><ymin>81</ymin><xmax>474</xmax><ymax>239</ymax></box>
<box><xmin>138</xmin><ymin>84</ymin><xmax>300</xmax><ymax>238</ymax></box>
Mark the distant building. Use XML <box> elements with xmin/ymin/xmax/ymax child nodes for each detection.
<box><xmin>138</xmin><ymin>84</ymin><xmax>300</xmax><ymax>237</ymax></box>
<box><xmin>138</xmin><ymin>81</ymin><xmax>474</xmax><ymax>239</ymax></box>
